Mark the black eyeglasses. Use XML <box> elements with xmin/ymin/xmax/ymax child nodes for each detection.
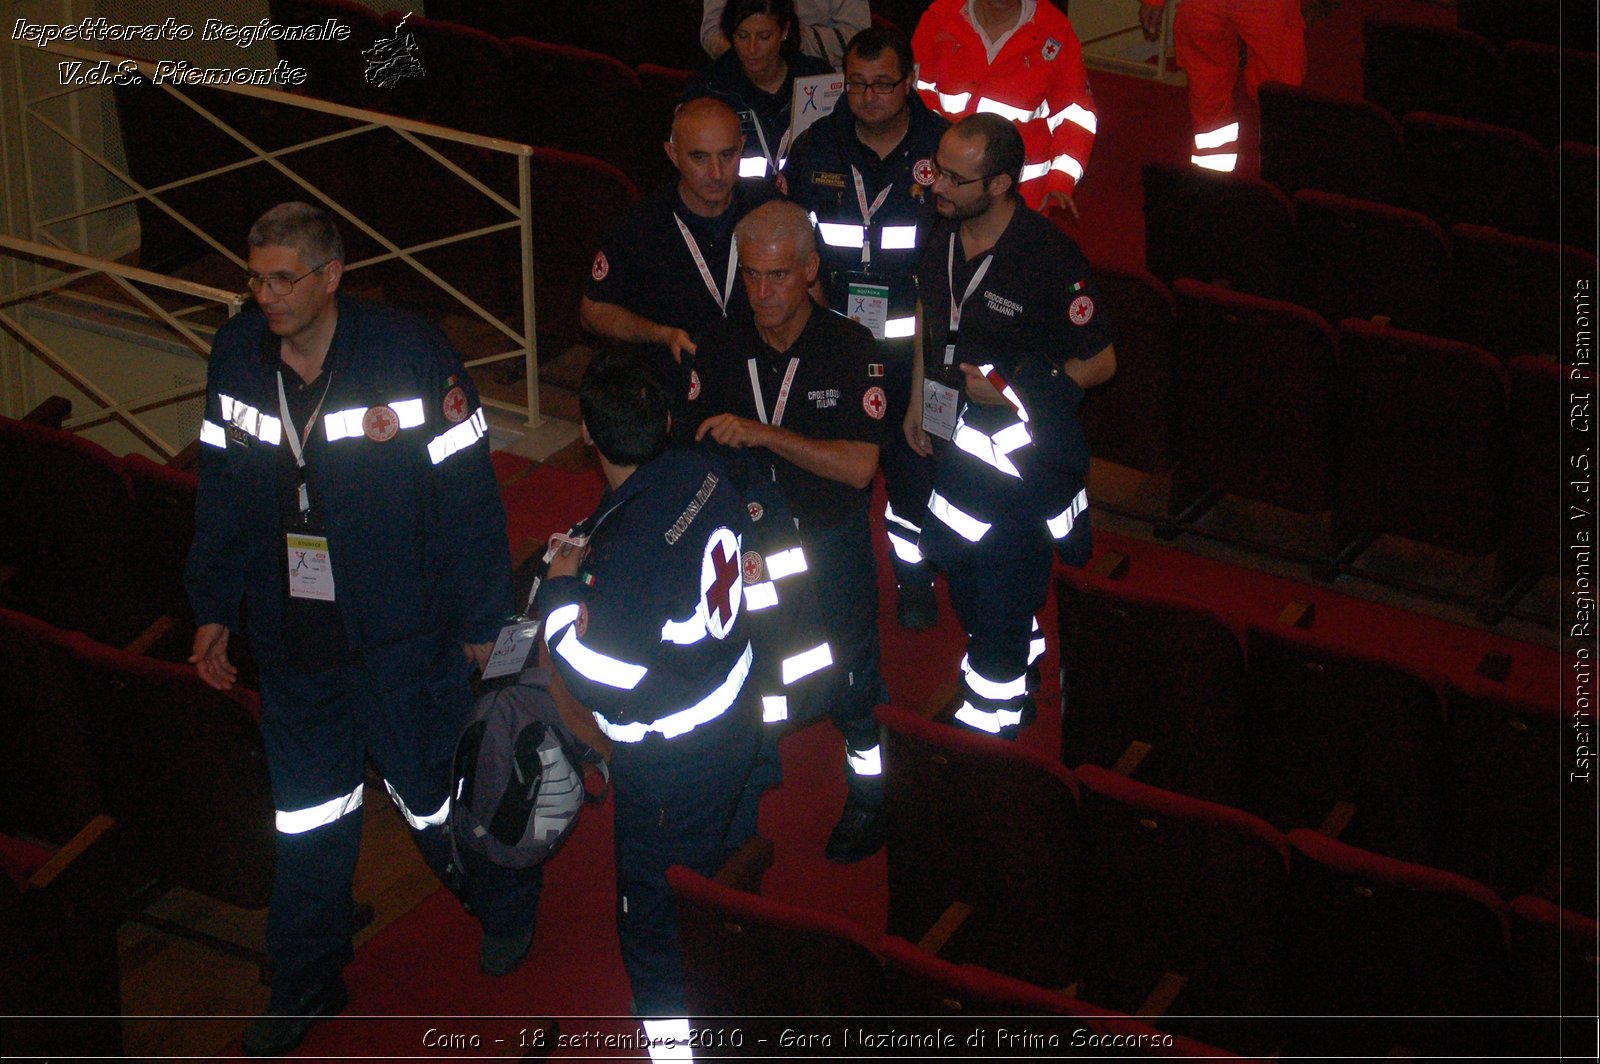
<box><xmin>843</xmin><ymin>74</ymin><xmax>908</xmax><ymax>95</ymax></box>
<box><xmin>245</xmin><ymin>261</ymin><xmax>329</xmax><ymax>296</ymax></box>
<box><xmin>928</xmin><ymin>162</ymin><xmax>994</xmax><ymax>188</ymax></box>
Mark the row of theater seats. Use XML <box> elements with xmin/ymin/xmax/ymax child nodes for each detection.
<box><xmin>1361</xmin><ymin>17</ymin><xmax>1597</xmax><ymax>151</ymax></box>
<box><xmin>678</xmin><ymin>707</ymin><xmax>1596</xmax><ymax>1059</ymax></box>
<box><xmin>1254</xmin><ymin>82</ymin><xmax>1588</xmax><ymax>248</ymax></box>
<box><xmin>1454</xmin><ymin>0</ymin><xmax>1598</xmax><ymax>52</ymax></box>
<box><xmin>1078</xmin><ymin>263</ymin><xmax>1573</xmax><ymax>591</ymax></box>
<box><xmin>1055</xmin><ymin>568</ymin><xmax>1592</xmax><ymax>912</ymax></box>
<box><xmin>1142</xmin><ymin>160</ymin><xmax>1597</xmax><ymax>360</ymax></box>
<box><xmin>0</xmin><ymin>606</ymin><xmax>278</xmax><ymax>1056</ymax></box>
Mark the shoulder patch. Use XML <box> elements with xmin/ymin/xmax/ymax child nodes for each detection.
<box><xmin>442</xmin><ymin>386</ymin><xmax>470</xmax><ymax>424</ymax></box>
<box><xmin>863</xmin><ymin>385</ymin><xmax>887</xmax><ymax>420</ymax></box>
<box><xmin>1069</xmin><ymin>294</ymin><xmax>1095</xmax><ymax>325</ymax></box>
<box><xmin>912</xmin><ymin>158</ymin><xmax>937</xmax><ymax>186</ymax></box>
<box><xmin>591</xmin><ymin>250</ymin><xmax>609</xmax><ymax>282</ymax></box>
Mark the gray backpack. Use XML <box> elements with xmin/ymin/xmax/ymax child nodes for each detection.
<box><xmin>448</xmin><ymin>665</ymin><xmax>608</xmax><ymax>869</ymax></box>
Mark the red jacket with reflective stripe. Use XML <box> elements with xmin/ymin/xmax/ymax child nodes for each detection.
<box><xmin>912</xmin><ymin>0</ymin><xmax>1097</xmax><ymax>207</ymax></box>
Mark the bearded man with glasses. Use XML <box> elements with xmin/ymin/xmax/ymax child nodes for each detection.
<box><xmin>782</xmin><ymin>24</ymin><xmax>950</xmax><ymax>631</ymax></box>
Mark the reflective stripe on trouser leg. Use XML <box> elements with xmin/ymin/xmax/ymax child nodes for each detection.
<box><xmin>880</xmin><ymin>353</ymin><xmax>935</xmax><ymax>586</ymax></box>
<box><xmin>952</xmin><ymin>655</ymin><xmax>1030</xmax><ymax>735</ymax></box>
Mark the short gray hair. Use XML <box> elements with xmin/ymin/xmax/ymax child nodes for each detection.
<box><xmin>247</xmin><ymin>201</ymin><xmax>345</xmax><ymax>265</ymax></box>
<box><xmin>734</xmin><ymin>199</ymin><xmax>816</xmax><ymax>259</ymax></box>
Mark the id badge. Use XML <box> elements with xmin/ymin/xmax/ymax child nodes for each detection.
<box><xmin>846</xmin><ymin>281</ymin><xmax>890</xmax><ymax>339</ymax></box>
<box><xmin>286</xmin><ymin>532</ymin><xmax>336</xmax><ymax>601</ymax></box>
<box><xmin>482</xmin><ymin>620</ymin><xmax>541</xmax><ymax>679</ymax></box>
<box><xmin>922</xmin><ymin>379</ymin><xmax>959</xmax><ymax>441</ymax></box>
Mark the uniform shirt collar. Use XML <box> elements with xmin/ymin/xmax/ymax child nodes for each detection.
<box><xmin>963</xmin><ymin>0</ymin><xmax>1037</xmax><ymax>62</ymax></box>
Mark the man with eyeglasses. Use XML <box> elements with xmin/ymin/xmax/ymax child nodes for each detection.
<box><xmin>906</xmin><ymin>115</ymin><xmax>1115</xmax><ymax>740</ymax></box>
<box><xmin>782</xmin><ymin>24</ymin><xmax>949</xmax><ymax>630</ymax></box>
<box><xmin>186</xmin><ymin>202</ymin><xmax>536</xmax><ymax>1056</ymax></box>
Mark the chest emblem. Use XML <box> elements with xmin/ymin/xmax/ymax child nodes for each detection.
<box><xmin>742</xmin><ymin>550</ymin><xmax>765</xmax><ymax>584</ymax></box>
<box><xmin>1069</xmin><ymin>294</ymin><xmax>1095</xmax><ymax>326</ymax></box>
<box><xmin>863</xmin><ymin>385</ymin><xmax>887</xmax><ymax>420</ymax></box>
<box><xmin>747</xmin><ymin>501</ymin><xmax>765</xmax><ymax>522</ymax></box>
<box><xmin>1042</xmin><ymin>37</ymin><xmax>1062</xmax><ymax>62</ymax></box>
<box><xmin>812</xmin><ymin>170</ymin><xmax>847</xmax><ymax>189</ymax></box>
<box><xmin>688</xmin><ymin>369</ymin><xmax>702</xmax><ymax>401</ymax></box>
<box><xmin>912</xmin><ymin>158</ymin><xmax>937</xmax><ymax>186</ymax></box>
<box><xmin>442</xmin><ymin>386</ymin><xmax>470</xmax><ymax>423</ymax></box>
<box><xmin>363</xmin><ymin>404</ymin><xmax>399</xmax><ymax>442</ymax></box>
<box><xmin>591</xmin><ymin>250</ymin><xmax>609</xmax><ymax>281</ymax></box>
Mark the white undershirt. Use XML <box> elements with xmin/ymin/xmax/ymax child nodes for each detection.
<box><xmin>963</xmin><ymin>0</ymin><xmax>1037</xmax><ymax>63</ymax></box>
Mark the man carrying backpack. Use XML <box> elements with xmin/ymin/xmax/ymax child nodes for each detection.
<box><xmin>535</xmin><ymin>350</ymin><xmax>760</xmax><ymax>1059</ymax></box>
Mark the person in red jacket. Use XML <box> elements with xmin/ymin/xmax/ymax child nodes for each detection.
<box><xmin>1140</xmin><ymin>0</ymin><xmax>1306</xmax><ymax>172</ymax></box>
<box><xmin>913</xmin><ymin>0</ymin><xmax>1097</xmax><ymax>215</ymax></box>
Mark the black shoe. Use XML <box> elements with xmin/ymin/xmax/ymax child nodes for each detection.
<box><xmin>241</xmin><ymin>974</ymin><xmax>348</xmax><ymax>1057</ymax></box>
<box><xmin>825</xmin><ymin>798</ymin><xmax>885</xmax><ymax>864</ymax></box>
<box><xmin>895</xmin><ymin>582</ymin><xmax>938</xmax><ymax>631</ymax></box>
<box><xmin>480</xmin><ymin>927</ymin><xmax>535</xmax><ymax>976</ymax></box>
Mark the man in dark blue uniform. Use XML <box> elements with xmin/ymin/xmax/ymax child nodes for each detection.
<box><xmin>535</xmin><ymin>351</ymin><xmax>759</xmax><ymax>1058</ymax></box>
<box><xmin>906</xmin><ymin>115</ymin><xmax>1116</xmax><ymax>738</ymax></box>
<box><xmin>689</xmin><ymin>199</ymin><xmax>891</xmax><ymax>863</ymax></box>
<box><xmin>185</xmin><ymin>202</ymin><xmax>533</xmax><ymax>1057</ymax></box>
<box><xmin>580</xmin><ymin>97</ymin><xmax>776</xmax><ymax>420</ymax></box>
<box><xmin>783</xmin><ymin>24</ymin><xmax>948</xmax><ymax>629</ymax></box>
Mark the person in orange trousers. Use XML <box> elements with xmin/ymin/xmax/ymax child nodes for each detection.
<box><xmin>1141</xmin><ymin>0</ymin><xmax>1306</xmax><ymax>172</ymax></box>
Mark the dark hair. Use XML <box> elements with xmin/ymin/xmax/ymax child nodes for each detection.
<box><xmin>720</xmin><ymin>0</ymin><xmax>799</xmax><ymax>57</ymax></box>
<box><xmin>844</xmin><ymin>24</ymin><xmax>913</xmax><ymax>81</ymax></box>
<box><xmin>955</xmin><ymin>113</ymin><xmax>1026</xmax><ymax>192</ymax></box>
<box><xmin>579</xmin><ymin>350</ymin><xmax>671</xmax><ymax>467</ymax></box>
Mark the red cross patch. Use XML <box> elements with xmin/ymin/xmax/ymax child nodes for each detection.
<box><xmin>1069</xmin><ymin>295</ymin><xmax>1095</xmax><ymax>325</ymax></box>
<box><xmin>1042</xmin><ymin>37</ymin><xmax>1061</xmax><ymax>61</ymax></box>
<box><xmin>747</xmin><ymin>501</ymin><xmax>764</xmax><ymax>522</ymax></box>
<box><xmin>701</xmin><ymin>527</ymin><xmax>742</xmax><ymax>640</ymax></box>
<box><xmin>742</xmin><ymin>550</ymin><xmax>765</xmax><ymax>584</ymax></box>
<box><xmin>863</xmin><ymin>385</ymin><xmax>887</xmax><ymax>420</ymax></box>
<box><xmin>591</xmin><ymin>251</ymin><xmax>609</xmax><ymax>282</ymax></box>
<box><xmin>688</xmin><ymin>370</ymin><xmax>701</xmax><ymax>401</ymax></box>
<box><xmin>913</xmin><ymin>158</ymin><xmax>937</xmax><ymax>186</ymax></box>
<box><xmin>363</xmin><ymin>404</ymin><xmax>399</xmax><ymax>442</ymax></box>
<box><xmin>442</xmin><ymin>386</ymin><xmax>469</xmax><ymax>424</ymax></box>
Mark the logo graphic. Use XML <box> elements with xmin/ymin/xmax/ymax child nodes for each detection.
<box><xmin>701</xmin><ymin>527</ymin><xmax>743</xmax><ymax>640</ymax></box>
<box><xmin>913</xmin><ymin>158</ymin><xmax>937</xmax><ymax>186</ymax></box>
<box><xmin>591</xmin><ymin>250</ymin><xmax>609</xmax><ymax>282</ymax></box>
<box><xmin>363</xmin><ymin>12</ymin><xmax>425</xmax><ymax>88</ymax></box>
<box><xmin>687</xmin><ymin>369</ymin><xmax>701</xmax><ymax>401</ymax></box>
<box><xmin>863</xmin><ymin>386</ymin><xmax>887</xmax><ymax>420</ymax></box>
<box><xmin>1042</xmin><ymin>37</ymin><xmax>1062</xmax><ymax>62</ymax></box>
<box><xmin>362</xmin><ymin>404</ymin><xmax>399</xmax><ymax>442</ymax></box>
<box><xmin>442</xmin><ymin>386</ymin><xmax>469</xmax><ymax>423</ymax></box>
<box><xmin>1069</xmin><ymin>295</ymin><xmax>1095</xmax><ymax>325</ymax></box>
<box><xmin>747</xmin><ymin>501</ymin><xmax>764</xmax><ymax>522</ymax></box>
<box><xmin>742</xmin><ymin>550</ymin><xmax>765</xmax><ymax>584</ymax></box>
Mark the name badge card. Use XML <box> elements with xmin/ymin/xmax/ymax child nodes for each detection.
<box><xmin>482</xmin><ymin>622</ymin><xmax>541</xmax><ymax>680</ymax></box>
<box><xmin>922</xmin><ymin>379</ymin><xmax>959</xmax><ymax>441</ymax></box>
<box><xmin>846</xmin><ymin>281</ymin><xmax>890</xmax><ymax>339</ymax></box>
<box><xmin>286</xmin><ymin>532</ymin><xmax>336</xmax><ymax>601</ymax></box>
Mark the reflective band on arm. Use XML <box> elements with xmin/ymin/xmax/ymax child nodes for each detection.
<box><xmin>763</xmin><ymin>694</ymin><xmax>789</xmax><ymax>723</ymax></box>
<box><xmin>384</xmin><ymin>781</ymin><xmax>450</xmax><ymax>830</ymax></box>
<box><xmin>886</xmin><ymin>527</ymin><xmax>924</xmax><ymax>565</ymax></box>
<box><xmin>743</xmin><ymin>580</ymin><xmax>780</xmax><ymax>611</ymax></box>
<box><xmin>781</xmin><ymin>641</ymin><xmax>833</xmax><ymax>685</ymax></box>
<box><xmin>764</xmin><ymin>546</ymin><xmax>808</xmax><ymax>580</ymax></box>
<box><xmin>276</xmin><ymin>781</ymin><xmax>363</xmax><ymax>834</ymax></box>
<box><xmin>1046</xmin><ymin>488</ymin><xmax>1089</xmax><ymax>539</ymax></box>
<box><xmin>1047</xmin><ymin>103</ymin><xmax>1097</xmax><ymax>134</ymax></box>
<box><xmin>427</xmin><ymin>408</ymin><xmax>487</xmax><ymax>464</ymax></box>
<box><xmin>220</xmin><ymin>394</ymin><xmax>282</xmax><ymax>445</ymax></box>
<box><xmin>390</xmin><ymin>398</ymin><xmax>426</xmax><ymax>427</ymax></box>
<box><xmin>883</xmin><ymin>501</ymin><xmax>922</xmax><ymax>535</ymax></box>
<box><xmin>928</xmin><ymin>491</ymin><xmax>991</xmax><ymax>542</ymax></box>
<box><xmin>661</xmin><ymin>610</ymin><xmax>709</xmax><ymax>645</ymax></box>
<box><xmin>200</xmin><ymin>419</ymin><xmax>227</xmax><ymax>448</ymax></box>
<box><xmin>1050</xmin><ymin>154</ymin><xmax>1085</xmax><ymax>182</ymax></box>
<box><xmin>1019</xmin><ymin>161</ymin><xmax>1051</xmax><ymax>184</ymax></box>
<box><xmin>545</xmin><ymin>603</ymin><xmax>580</xmax><ymax>638</ymax></box>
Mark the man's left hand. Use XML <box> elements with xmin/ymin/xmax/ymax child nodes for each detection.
<box><xmin>958</xmin><ymin>363</ymin><xmax>1007</xmax><ymax>406</ymax></box>
<box><xmin>545</xmin><ymin>540</ymin><xmax>585</xmax><ymax>580</ymax></box>
<box><xmin>1042</xmin><ymin>190</ymin><xmax>1079</xmax><ymax>219</ymax></box>
<box><xmin>463</xmin><ymin>641</ymin><xmax>494</xmax><ymax>671</ymax></box>
<box><xmin>696</xmin><ymin>412</ymin><xmax>771</xmax><ymax>449</ymax></box>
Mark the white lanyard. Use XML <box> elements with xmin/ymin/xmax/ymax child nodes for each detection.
<box><xmin>946</xmin><ymin>233</ymin><xmax>994</xmax><ymax>364</ymax></box>
<box><xmin>747</xmin><ymin>356</ymin><xmax>801</xmax><ymax>427</ymax></box>
<box><xmin>276</xmin><ymin>369</ymin><xmax>334</xmax><ymax>515</ymax></box>
<box><xmin>851</xmin><ymin>165</ymin><xmax>893</xmax><ymax>269</ymax></box>
<box><xmin>748</xmin><ymin>118</ymin><xmax>791</xmax><ymax>179</ymax></box>
<box><xmin>674</xmin><ymin>214</ymin><xmax>740</xmax><ymax>316</ymax></box>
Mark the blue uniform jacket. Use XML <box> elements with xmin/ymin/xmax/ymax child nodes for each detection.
<box><xmin>185</xmin><ymin>297</ymin><xmax>512</xmax><ymax>667</ymax></box>
<box><xmin>535</xmin><ymin>448</ymin><xmax>755</xmax><ymax>739</ymax></box>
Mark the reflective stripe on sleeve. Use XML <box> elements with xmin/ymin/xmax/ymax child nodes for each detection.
<box><xmin>595</xmin><ymin>642</ymin><xmax>752</xmax><ymax>743</ymax></box>
<box><xmin>764</xmin><ymin>546</ymin><xmax>808</xmax><ymax>580</ymax></box>
<box><xmin>1046</xmin><ymin>488</ymin><xmax>1089</xmax><ymax>540</ymax></box>
<box><xmin>928</xmin><ymin>490</ymin><xmax>991</xmax><ymax>542</ymax></box>
<box><xmin>427</xmin><ymin>408</ymin><xmax>487</xmax><ymax>464</ymax></box>
<box><xmin>1049</xmin><ymin>154</ymin><xmax>1085</xmax><ymax>182</ymax></box>
<box><xmin>763</xmin><ymin>694</ymin><xmax>789</xmax><ymax>723</ymax></box>
<box><xmin>220</xmin><ymin>394</ymin><xmax>282</xmax><ymax>445</ymax></box>
<box><xmin>200</xmin><ymin>419</ymin><xmax>227</xmax><ymax>448</ymax></box>
<box><xmin>276</xmin><ymin>781</ymin><xmax>363</xmax><ymax>835</ymax></box>
<box><xmin>781</xmin><ymin>641</ymin><xmax>833</xmax><ymax>685</ymax></box>
<box><xmin>1047</xmin><ymin>103</ymin><xmax>1097</xmax><ymax>135</ymax></box>
<box><xmin>886</xmin><ymin>528</ymin><xmax>924</xmax><ymax>565</ymax></box>
<box><xmin>1019</xmin><ymin>161</ymin><xmax>1051</xmax><ymax>184</ymax></box>
<box><xmin>743</xmin><ymin>580</ymin><xmax>779</xmax><ymax>611</ymax></box>
<box><xmin>553</xmin><ymin>619</ymin><xmax>649</xmax><ymax>690</ymax></box>
<box><xmin>660</xmin><ymin>610</ymin><xmax>709</xmax><ymax>645</ymax></box>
